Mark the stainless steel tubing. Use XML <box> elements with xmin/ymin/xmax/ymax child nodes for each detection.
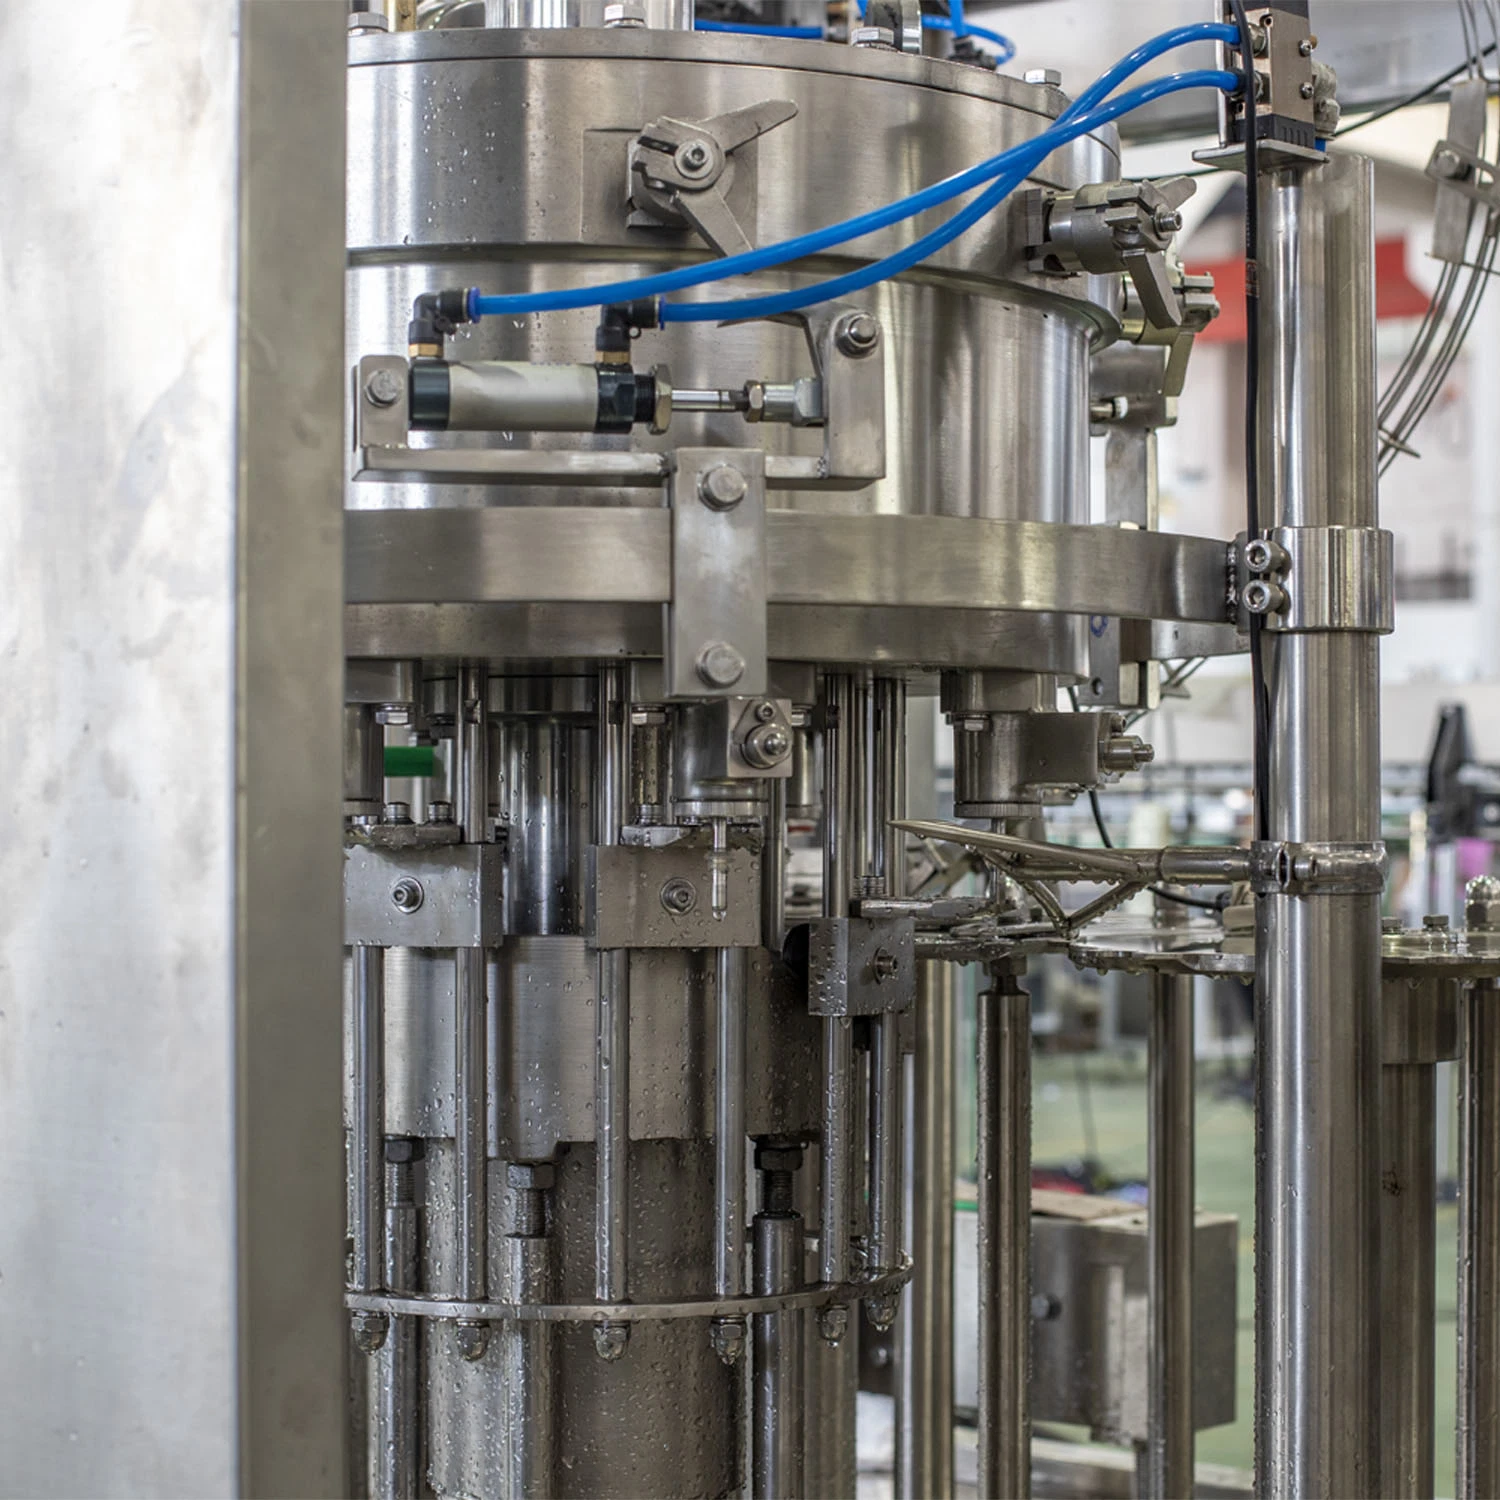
<box><xmin>715</xmin><ymin>946</ymin><xmax>748</xmax><ymax>1299</ymax></box>
<box><xmin>977</xmin><ymin>968</ymin><xmax>1031</xmax><ymax>1500</ymax></box>
<box><xmin>455</xmin><ymin>946</ymin><xmax>488</xmax><ymax>1303</ymax></box>
<box><xmin>1254</xmin><ymin>153</ymin><xmax>1383</xmax><ymax>1498</ymax></box>
<box><xmin>501</xmin><ymin>1231</ymin><xmax>556</xmax><ymax>1497</ymax></box>
<box><xmin>1459</xmin><ymin>980</ymin><xmax>1500</xmax><ymax>1499</ymax></box>
<box><xmin>762</xmin><ymin>776</ymin><xmax>787</xmax><ymax>957</ymax></box>
<box><xmin>1146</xmin><ymin>972</ymin><xmax>1195</xmax><ymax>1500</ymax></box>
<box><xmin>375</xmin><ymin>1147</ymin><xmax>420</xmax><ymax>1500</ymax></box>
<box><xmin>820</xmin><ymin>671</ymin><xmax>855</xmax><ymax>1286</ymax></box>
<box><xmin>753</xmin><ymin>1211</ymin><xmax>805</xmax><ymax>1500</ymax></box>
<box><xmin>1381</xmin><ymin>1063</ymin><xmax>1437</xmax><ymax>1499</ymax></box>
<box><xmin>457</xmin><ymin>662</ymin><xmax>488</xmax><ymax>845</ymax></box>
<box><xmin>351</xmin><ymin>946</ymin><xmax>385</xmax><ymax>1293</ymax></box>
<box><xmin>595</xmin><ymin>663</ymin><xmax>631</xmax><ymax>1308</ymax></box>
<box><xmin>896</xmin><ymin>961</ymin><xmax>955</xmax><ymax>1500</ymax></box>
<box><xmin>869</xmin><ymin>677</ymin><xmax>906</xmax><ymax>1276</ymax></box>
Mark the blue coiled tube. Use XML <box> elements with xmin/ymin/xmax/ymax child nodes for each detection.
<box><xmin>657</xmin><ymin>67</ymin><xmax>1238</xmax><ymax>322</ymax></box>
<box><xmin>464</xmin><ymin>21</ymin><xmax>1240</xmax><ymax>322</ymax></box>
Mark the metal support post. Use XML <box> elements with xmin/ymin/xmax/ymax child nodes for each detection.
<box><xmin>595</xmin><ymin>663</ymin><xmax>631</xmax><ymax>1351</ymax></box>
<box><xmin>763</xmin><ymin>775</ymin><xmax>788</xmax><ymax>957</ymax></box>
<box><xmin>896</xmin><ymin>960</ymin><xmax>955</xmax><ymax>1500</ymax></box>
<box><xmin>373</xmin><ymin>1142</ymin><xmax>421</xmax><ymax>1500</ymax></box>
<box><xmin>501</xmin><ymin>1172</ymin><xmax>556</xmax><ymax>1499</ymax></box>
<box><xmin>1460</xmin><ymin>979</ymin><xmax>1500</xmax><ymax>1497</ymax></box>
<box><xmin>715</xmin><ymin>946</ymin><xmax>748</xmax><ymax>1299</ymax></box>
<box><xmin>350</xmin><ymin>945</ymin><xmax>385</xmax><ymax>1294</ymax></box>
<box><xmin>1253</xmin><ymin>153</ymin><xmax>1383</xmax><ymax>1498</ymax></box>
<box><xmin>753</xmin><ymin>1173</ymin><xmax>805</xmax><ymax>1500</ymax></box>
<box><xmin>977</xmin><ymin>967</ymin><xmax>1031</xmax><ymax>1500</ymax></box>
<box><xmin>1145</xmin><ymin>971</ymin><xmax>1195</xmax><ymax>1500</ymax></box>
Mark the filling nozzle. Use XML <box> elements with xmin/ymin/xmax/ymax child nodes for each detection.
<box><xmin>709</xmin><ymin>817</ymin><xmax>730</xmax><ymax>922</ymax></box>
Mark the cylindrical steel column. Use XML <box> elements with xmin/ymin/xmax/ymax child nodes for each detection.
<box><xmin>896</xmin><ymin>960</ymin><xmax>955</xmax><ymax>1500</ymax></box>
<box><xmin>373</xmin><ymin>1142</ymin><xmax>421</xmax><ymax>1500</ymax></box>
<box><xmin>763</xmin><ymin>775</ymin><xmax>788</xmax><ymax>958</ymax></box>
<box><xmin>1460</xmin><ymin>979</ymin><xmax>1500</xmax><ymax>1498</ymax></box>
<box><xmin>350</xmin><ymin>945</ymin><xmax>386</xmax><ymax>1294</ymax></box>
<box><xmin>1253</xmin><ymin>152</ymin><xmax>1383</xmax><ymax>1498</ymax></box>
<box><xmin>753</xmin><ymin>1208</ymin><xmax>805</xmax><ymax>1500</ymax></box>
<box><xmin>1146</xmin><ymin>971</ymin><xmax>1195</xmax><ymax>1500</ymax></box>
<box><xmin>977</xmin><ymin>968</ymin><xmax>1031</xmax><ymax>1500</ymax></box>
<box><xmin>501</xmin><ymin>1187</ymin><xmax>555</xmax><ymax>1500</ymax></box>
<box><xmin>595</xmin><ymin>664</ymin><xmax>631</xmax><ymax>1331</ymax></box>
<box><xmin>714</xmin><ymin>946</ymin><xmax>748</xmax><ymax>1299</ymax></box>
<box><xmin>1381</xmin><ymin>1062</ymin><xmax>1436</xmax><ymax>1499</ymax></box>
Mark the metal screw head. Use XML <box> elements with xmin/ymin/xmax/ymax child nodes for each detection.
<box><xmin>675</xmin><ymin>138</ymin><xmax>714</xmax><ymax>177</ymax></box>
<box><xmin>1153</xmin><ymin>207</ymin><xmax>1183</xmax><ymax>236</ymax></box>
<box><xmin>603</xmin><ymin>0</ymin><xmax>646</xmax><ymax>24</ymax></box>
<box><xmin>1244</xmin><ymin>538</ymin><xmax>1275</xmax><ymax>572</ymax></box>
<box><xmin>592</xmin><ymin>1320</ymin><xmax>630</xmax><ymax>1361</ymax></box>
<box><xmin>696</xmin><ymin>641</ymin><xmax>747</xmax><ymax>689</ymax></box>
<box><xmin>1434</xmin><ymin>148</ymin><xmax>1465</xmax><ymax>180</ymax></box>
<box><xmin>364</xmin><ymin>368</ymin><xmax>403</xmax><ymax>407</ymax></box>
<box><xmin>1423</xmin><ymin>913</ymin><xmax>1451</xmax><ymax>931</ymax></box>
<box><xmin>870</xmin><ymin>948</ymin><xmax>899</xmax><ymax>983</ymax></box>
<box><xmin>1024</xmin><ymin>67</ymin><xmax>1063</xmax><ymax>87</ymax></box>
<box><xmin>385</xmin><ymin>1137</ymin><xmax>423</xmax><ymax>1163</ymax></box>
<box><xmin>351</xmin><ymin>1310</ymin><xmax>389</xmax><ymax>1353</ymax></box>
<box><xmin>699</xmin><ymin>463</ymin><xmax>748</xmax><ymax>510</ymax></box>
<box><xmin>390</xmin><ymin>877</ymin><xmax>425</xmax><ymax>914</ymax></box>
<box><xmin>834</xmin><ymin>311</ymin><xmax>880</xmax><ymax>358</ymax></box>
<box><xmin>753</xmin><ymin>699</ymin><xmax>778</xmax><ymax>722</ymax></box>
<box><xmin>709</xmin><ymin>1317</ymin><xmax>747</xmax><ymax>1366</ymax></box>
<box><xmin>660</xmin><ymin>876</ymin><xmax>698</xmax><ymax>915</ymax></box>
<box><xmin>1299</xmin><ymin>80</ymin><xmax>1316</xmax><ymax>100</ymax></box>
<box><xmin>851</xmin><ymin>25</ymin><xmax>895</xmax><ymax>47</ymax></box>
<box><xmin>755</xmin><ymin>1142</ymin><xmax>804</xmax><ymax>1173</ymax></box>
<box><xmin>1242</xmin><ymin>579</ymin><xmax>1285</xmax><ymax>616</ymax></box>
<box><xmin>865</xmin><ymin>1292</ymin><xmax>900</xmax><ymax>1331</ymax></box>
<box><xmin>455</xmin><ymin>1320</ymin><xmax>490</xmax><ymax>1362</ymax></box>
<box><xmin>1469</xmin><ymin>875</ymin><xmax>1500</xmax><ymax>931</ymax></box>
<box><xmin>817</xmin><ymin>1303</ymin><xmax>850</xmax><ymax>1346</ymax></box>
<box><xmin>507</xmin><ymin>1161</ymin><xmax>555</xmax><ymax>1191</ymax></box>
<box><xmin>742</xmin><ymin>721</ymin><xmax>792</xmax><ymax>770</ymax></box>
<box><xmin>1299</xmin><ymin>35</ymin><xmax>1317</xmax><ymax>56</ymax></box>
<box><xmin>348</xmin><ymin>9</ymin><xmax>390</xmax><ymax>32</ymax></box>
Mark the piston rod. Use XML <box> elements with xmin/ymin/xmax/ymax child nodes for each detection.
<box><xmin>350</xmin><ymin>945</ymin><xmax>385</xmax><ymax>1294</ymax></box>
<box><xmin>1460</xmin><ymin>979</ymin><xmax>1500</xmax><ymax>1497</ymax></box>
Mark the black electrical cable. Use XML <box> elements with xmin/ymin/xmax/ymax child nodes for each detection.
<box><xmin>1085</xmin><ymin>789</ymin><xmax>1227</xmax><ymax>912</ymax></box>
<box><xmin>1227</xmin><ymin>0</ymin><xmax>1272</xmax><ymax>848</ymax></box>
<box><xmin>1337</xmin><ymin>48</ymin><xmax>1494</xmax><ymax>139</ymax></box>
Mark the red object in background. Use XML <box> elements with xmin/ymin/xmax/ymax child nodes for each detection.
<box><xmin>1191</xmin><ymin>236</ymin><xmax>1430</xmax><ymax>342</ymax></box>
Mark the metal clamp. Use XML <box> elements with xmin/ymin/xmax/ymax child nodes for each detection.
<box><xmin>588</xmin><ymin>839</ymin><xmax>762</xmax><ymax>948</ymax></box>
<box><xmin>807</xmin><ymin>915</ymin><xmax>916</xmax><ymax>1016</ymax></box>
<box><xmin>344</xmin><ymin>842</ymin><xmax>506</xmax><ymax>946</ymax></box>
<box><xmin>1238</xmin><ymin>525</ymin><xmax>1394</xmax><ymax>634</ymax></box>
<box><xmin>1249</xmin><ymin>841</ymin><xmax>1388</xmax><ymax>897</ymax></box>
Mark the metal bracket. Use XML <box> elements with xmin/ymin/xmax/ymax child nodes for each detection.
<box><xmin>628</xmin><ymin>99</ymin><xmax>798</xmax><ymax>257</ymax></box>
<box><xmin>588</xmin><ymin>840</ymin><xmax>761</xmax><ymax>948</ymax></box>
<box><xmin>1237</xmin><ymin>525</ymin><xmax>1394</xmax><ymax>634</ymax></box>
<box><xmin>666</xmin><ymin>447</ymin><xmax>768</xmax><ymax>698</ymax></box>
<box><xmin>344</xmin><ymin>843</ymin><xmax>505</xmax><ymax>946</ymax></box>
<box><xmin>1249</xmin><ymin>841</ymin><xmax>1388</xmax><ymax>897</ymax></box>
<box><xmin>807</xmin><ymin>915</ymin><xmax>916</xmax><ymax>1016</ymax></box>
<box><xmin>795</xmin><ymin>303</ymin><xmax>886</xmax><ymax>484</ymax></box>
<box><xmin>1428</xmin><ymin>78</ymin><xmax>1493</xmax><ymax>265</ymax></box>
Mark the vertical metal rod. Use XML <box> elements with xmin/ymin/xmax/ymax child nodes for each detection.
<box><xmin>715</xmin><ymin>946</ymin><xmax>748</xmax><ymax>1298</ymax></box>
<box><xmin>374</xmin><ymin>1146</ymin><xmax>420</xmax><ymax>1500</ymax></box>
<box><xmin>595</xmin><ymin>663</ymin><xmax>630</xmax><ymax>1307</ymax></box>
<box><xmin>820</xmin><ymin>671</ymin><xmax>855</xmax><ymax>1287</ymax></box>
<box><xmin>976</xmin><ymin>969</ymin><xmax>1031</xmax><ymax>1500</ymax></box>
<box><xmin>762</xmin><ymin>775</ymin><xmax>788</xmax><ymax>957</ymax></box>
<box><xmin>1254</xmin><ymin>154</ymin><xmax>1383</xmax><ymax>1498</ymax></box>
<box><xmin>896</xmin><ymin>961</ymin><xmax>955</xmax><ymax>1500</ymax></box>
<box><xmin>501</xmin><ymin>1229</ymin><xmax>556</xmax><ymax>1497</ymax></box>
<box><xmin>1459</xmin><ymin>980</ymin><xmax>1500</xmax><ymax>1498</ymax></box>
<box><xmin>350</xmin><ymin>945</ymin><xmax>385</xmax><ymax>1293</ymax></box>
<box><xmin>1146</xmin><ymin>971</ymin><xmax>1195</xmax><ymax>1500</ymax></box>
<box><xmin>454</xmin><ymin>662</ymin><xmax>489</xmax><ymax>1308</ymax></box>
<box><xmin>869</xmin><ymin>677</ymin><xmax>906</xmax><ymax>1277</ymax></box>
<box><xmin>1381</xmin><ymin>1061</ymin><xmax>1436</xmax><ymax>1500</ymax></box>
<box><xmin>753</xmin><ymin>1210</ymin><xmax>805</xmax><ymax>1500</ymax></box>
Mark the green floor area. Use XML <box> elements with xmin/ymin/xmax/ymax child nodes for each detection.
<box><xmin>1028</xmin><ymin>1049</ymin><xmax>1460</xmax><ymax>1493</ymax></box>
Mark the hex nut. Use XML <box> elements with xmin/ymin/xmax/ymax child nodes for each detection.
<box><xmin>603</xmin><ymin>0</ymin><xmax>646</xmax><ymax>24</ymax></box>
<box><xmin>834</xmin><ymin>311</ymin><xmax>880</xmax><ymax>357</ymax></box>
<box><xmin>698</xmin><ymin>463</ymin><xmax>748</xmax><ymax>511</ymax></box>
<box><xmin>1469</xmin><ymin>875</ymin><xmax>1500</xmax><ymax>932</ymax></box>
<box><xmin>851</xmin><ymin>25</ymin><xmax>895</xmax><ymax>47</ymax></box>
<box><xmin>390</xmin><ymin>877</ymin><xmax>425</xmax><ymax>913</ymax></box>
<box><xmin>1024</xmin><ymin>67</ymin><xmax>1063</xmax><ymax>86</ymax></box>
<box><xmin>384</xmin><ymin>1137</ymin><xmax>424</xmax><ymax>1164</ymax></box>
<box><xmin>660</xmin><ymin>876</ymin><xmax>699</xmax><ymax>915</ymax></box>
<box><xmin>742</xmin><ymin>721</ymin><xmax>792</xmax><ymax>770</ymax></box>
<box><xmin>870</xmin><ymin>948</ymin><xmax>899</xmax><ymax>983</ymax></box>
<box><xmin>507</xmin><ymin>1161</ymin><xmax>556</xmax><ymax>1191</ymax></box>
<box><xmin>696</xmin><ymin>641</ymin><xmax>747</xmax><ymax>689</ymax></box>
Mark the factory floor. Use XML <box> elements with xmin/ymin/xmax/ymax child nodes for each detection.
<box><xmin>858</xmin><ymin>1049</ymin><xmax>1461</xmax><ymax>1498</ymax></box>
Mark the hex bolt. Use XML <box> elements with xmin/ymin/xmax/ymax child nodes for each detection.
<box><xmin>1423</xmin><ymin>913</ymin><xmax>1451</xmax><ymax>931</ymax></box>
<box><xmin>757</xmin><ymin>1141</ymin><xmax>804</xmax><ymax>1215</ymax></box>
<box><xmin>455</xmin><ymin>1320</ymin><xmax>490</xmax><ymax>1362</ymax></box>
<box><xmin>1099</xmin><ymin>735</ymin><xmax>1155</xmax><ymax>774</ymax></box>
<box><xmin>390</xmin><ymin>877</ymin><xmax>425</xmax><ymax>913</ymax></box>
<box><xmin>364</xmin><ymin>368</ymin><xmax>404</xmax><ymax>407</ymax></box>
<box><xmin>1153</xmin><ymin>208</ymin><xmax>1183</xmax><ymax>236</ymax></box>
<box><xmin>1382</xmin><ymin>916</ymin><xmax>1404</xmax><ymax>936</ymax></box>
<box><xmin>660</xmin><ymin>876</ymin><xmax>699</xmax><ymax>915</ymax></box>
<box><xmin>1244</xmin><ymin>537</ymin><xmax>1287</xmax><ymax>574</ymax></box>
<box><xmin>865</xmin><ymin>1292</ymin><xmax>900</xmax><ymax>1331</ymax></box>
<box><xmin>351</xmin><ymin>1310</ymin><xmax>390</xmax><ymax>1354</ymax></box>
<box><xmin>508</xmin><ymin>1161</ymin><xmax>554</xmax><ymax>1239</ymax></box>
<box><xmin>593</xmin><ymin>1320</ymin><xmax>630</xmax><ymax>1361</ymax></box>
<box><xmin>834</xmin><ymin>311</ymin><xmax>881</xmax><ymax>358</ymax></box>
<box><xmin>602</xmin><ymin>0</ymin><xmax>646</xmax><ymax>24</ymax></box>
<box><xmin>710</xmin><ymin>1316</ymin><xmax>747</xmax><ymax>1366</ymax></box>
<box><xmin>1299</xmin><ymin>80</ymin><xmax>1316</xmax><ymax>100</ymax></box>
<box><xmin>754</xmin><ymin>699</ymin><xmax>778</xmax><ymax>722</ymax></box>
<box><xmin>1024</xmin><ymin>67</ymin><xmax>1062</xmax><ymax>86</ymax></box>
<box><xmin>742</xmin><ymin>721</ymin><xmax>792</xmax><ymax>770</ymax></box>
<box><xmin>1243</xmin><ymin>579</ymin><xmax>1287</xmax><ymax>616</ymax></box>
<box><xmin>696</xmin><ymin>641</ymin><xmax>747</xmax><ymax>689</ymax></box>
<box><xmin>851</xmin><ymin>25</ymin><xmax>895</xmax><ymax>47</ymax></box>
<box><xmin>675</xmin><ymin>139</ymin><xmax>713</xmax><ymax>175</ymax></box>
<box><xmin>699</xmin><ymin>463</ymin><xmax>748</xmax><ymax>511</ymax></box>
<box><xmin>817</xmin><ymin>1303</ymin><xmax>850</xmax><ymax>1346</ymax></box>
<box><xmin>870</xmin><ymin>948</ymin><xmax>899</xmax><ymax>983</ymax></box>
<box><xmin>1299</xmin><ymin>34</ymin><xmax>1317</xmax><ymax>56</ymax></box>
<box><xmin>1434</xmin><ymin>148</ymin><xmax>1465</xmax><ymax>181</ymax></box>
<box><xmin>1469</xmin><ymin>875</ymin><xmax>1500</xmax><ymax>932</ymax></box>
